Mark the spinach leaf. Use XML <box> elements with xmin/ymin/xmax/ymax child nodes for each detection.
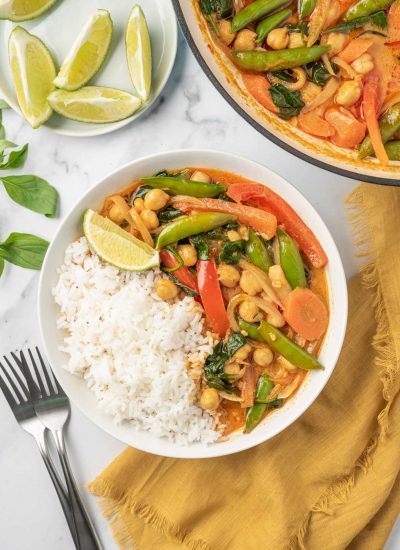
<box><xmin>0</xmin><ymin>233</ymin><xmax>49</xmax><ymax>270</ymax></box>
<box><xmin>0</xmin><ymin>175</ymin><xmax>58</xmax><ymax>218</ymax></box>
<box><xmin>306</xmin><ymin>60</ymin><xmax>339</xmax><ymax>86</ymax></box>
<box><xmin>190</xmin><ymin>234</ymin><xmax>210</xmax><ymax>260</ymax></box>
<box><xmin>324</xmin><ymin>10</ymin><xmax>387</xmax><ymax>33</ymax></box>
<box><xmin>134</xmin><ymin>184</ymin><xmax>153</xmax><ymax>199</ymax></box>
<box><xmin>220</xmin><ymin>239</ymin><xmax>245</xmax><ymax>265</ymax></box>
<box><xmin>269</xmin><ymin>84</ymin><xmax>305</xmax><ymax>119</ymax></box>
<box><xmin>270</xmin><ymin>69</ymin><xmax>297</xmax><ymax>83</ymax></box>
<box><xmin>200</xmin><ymin>0</ymin><xmax>232</xmax><ymax>17</ymax></box>
<box><xmin>163</xmin><ymin>272</ymin><xmax>199</xmax><ymax>297</ymax></box>
<box><xmin>204</xmin><ymin>332</ymin><xmax>246</xmax><ymax>392</ymax></box>
<box><xmin>0</xmin><ymin>143</ymin><xmax>28</xmax><ymax>170</ymax></box>
<box><xmin>159</xmin><ymin>206</ymin><xmax>182</xmax><ymax>224</ymax></box>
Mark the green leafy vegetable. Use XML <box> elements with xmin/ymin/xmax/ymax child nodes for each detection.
<box><xmin>0</xmin><ymin>233</ymin><xmax>49</xmax><ymax>270</ymax></box>
<box><xmin>270</xmin><ymin>69</ymin><xmax>297</xmax><ymax>83</ymax></box>
<box><xmin>269</xmin><ymin>84</ymin><xmax>305</xmax><ymax>119</ymax></box>
<box><xmin>306</xmin><ymin>60</ymin><xmax>339</xmax><ymax>86</ymax></box>
<box><xmin>0</xmin><ymin>143</ymin><xmax>28</xmax><ymax>170</ymax></box>
<box><xmin>159</xmin><ymin>206</ymin><xmax>182</xmax><ymax>224</ymax></box>
<box><xmin>163</xmin><ymin>271</ymin><xmax>199</xmax><ymax>297</ymax></box>
<box><xmin>0</xmin><ymin>175</ymin><xmax>58</xmax><ymax>218</ymax></box>
<box><xmin>220</xmin><ymin>239</ymin><xmax>245</xmax><ymax>264</ymax></box>
<box><xmin>190</xmin><ymin>234</ymin><xmax>211</xmax><ymax>260</ymax></box>
<box><xmin>134</xmin><ymin>184</ymin><xmax>153</xmax><ymax>199</ymax></box>
<box><xmin>200</xmin><ymin>0</ymin><xmax>232</xmax><ymax>17</ymax></box>
<box><xmin>324</xmin><ymin>10</ymin><xmax>387</xmax><ymax>33</ymax></box>
<box><xmin>204</xmin><ymin>332</ymin><xmax>246</xmax><ymax>392</ymax></box>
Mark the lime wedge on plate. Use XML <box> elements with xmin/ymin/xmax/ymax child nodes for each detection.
<box><xmin>126</xmin><ymin>5</ymin><xmax>152</xmax><ymax>101</ymax></box>
<box><xmin>0</xmin><ymin>0</ymin><xmax>58</xmax><ymax>21</ymax></box>
<box><xmin>48</xmin><ymin>86</ymin><xmax>141</xmax><ymax>123</ymax></box>
<box><xmin>54</xmin><ymin>9</ymin><xmax>113</xmax><ymax>91</ymax></box>
<box><xmin>9</xmin><ymin>26</ymin><xmax>56</xmax><ymax>128</ymax></box>
<box><xmin>83</xmin><ymin>209</ymin><xmax>159</xmax><ymax>271</ymax></box>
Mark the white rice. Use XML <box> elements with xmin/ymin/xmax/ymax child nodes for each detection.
<box><xmin>53</xmin><ymin>237</ymin><xmax>218</xmax><ymax>445</ymax></box>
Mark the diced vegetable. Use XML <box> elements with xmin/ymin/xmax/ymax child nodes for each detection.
<box><xmin>197</xmin><ymin>258</ymin><xmax>230</xmax><ymax>336</ymax></box>
<box><xmin>278</xmin><ymin>228</ymin><xmax>307</xmax><ymax>289</ymax></box>
<box><xmin>283</xmin><ymin>287</ymin><xmax>329</xmax><ymax>340</ymax></box>
<box><xmin>233</xmin><ymin>46</ymin><xmax>330</xmax><ymax>73</ymax></box>
<box><xmin>298</xmin><ymin>108</ymin><xmax>335</xmax><ymax>138</ymax></box>
<box><xmin>336</xmin><ymin>36</ymin><xmax>373</xmax><ymax>63</ymax></box>
<box><xmin>242</xmin><ymin>74</ymin><xmax>279</xmax><ymax>113</ymax></box>
<box><xmin>325</xmin><ymin>106</ymin><xmax>367</xmax><ymax>148</ymax></box>
<box><xmin>359</xmin><ymin>102</ymin><xmax>400</xmax><ymax>158</ymax></box>
<box><xmin>140</xmin><ymin>176</ymin><xmax>226</xmax><ymax>197</ymax></box>
<box><xmin>232</xmin><ymin>0</ymin><xmax>290</xmax><ymax>32</ymax></box>
<box><xmin>245</xmin><ymin>228</ymin><xmax>273</xmax><ymax>272</ymax></box>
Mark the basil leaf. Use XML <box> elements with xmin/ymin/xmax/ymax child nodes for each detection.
<box><xmin>0</xmin><ymin>233</ymin><xmax>49</xmax><ymax>270</ymax></box>
<box><xmin>159</xmin><ymin>206</ymin><xmax>182</xmax><ymax>224</ymax></box>
<box><xmin>0</xmin><ymin>100</ymin><xmax>9</xmax><ymax>110</ymax></box>
<box><xmin>269</xmin><ymin>84</ymin><xmax>305</xmax><ymax>119</ymax></box>
<box><xmin>0</xmin><ymin>257</ymin><xmax>4</xmax><ymax>278</ymax></box>
<box><xmin>324</xmin><ymin>10</ymin><xmax>387</xmax><ymax>33</ymax></box>
<box><xmin>0</xmin><ymin>143</ymin><xmax>28</xmax><ymax>170</ymax></box>
<box><xmin>220</xmin><ymin>239</ymin><xmax>245</xmax><ymax>264</ymax></box>
<box><xmin>0</xmin><ymin>140</ymin><xmax>17</xmax><ymax>155</ymax></box>
<box><xmin>270</xmin><ymin>70</ymin><xmax>297</xmax><ymax>83</ymax></box>
<box><xmin>134</xmin><ymin>184</ymin><xmax>153</xmax><ymax>199</ymax></box>
<box><xmin>225</xmin><ymin>332</ymin><xmax>246</xmax><ymax>356</ymax></box>
<box><xmin>163</xmin><ymin>271</ymin><xmax>199</xmax><ymax>297</ymax></box>
<box><xmin>0</xmin><ymin>175</ymin><xmax>58</xmax><ymax>217</ymax></box>
<box><xmin>190</xmin><ymin>234</ymin><xmax>210</xmax><ymax>260</ymax></box>
<box><xmin>306</xmin><ymin>60</ymin><xmax>339</xmax><ymax>86</ymax></box>
<box><xmin>200</xmin><ymin>0</ymin><xmax>232</xmax><ymax>17</ymax></box>
<box><xmin>204</xmin><ymin>332</ymin><xmax>246</xmax><ymax>392</ymax></box>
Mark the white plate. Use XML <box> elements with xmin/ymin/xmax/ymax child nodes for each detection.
<box><xmin>38</xmin><ymin>150</ymin><xmax>348</xmax><ymax>459</ymax></box>
<box><xmin>0</xmin><ymin>0</ymin><xmax>177</xmax><ymax>136</ymax></box>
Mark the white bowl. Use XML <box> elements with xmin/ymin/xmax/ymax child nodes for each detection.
<box><xmin>0</xmin><ymin>0</ymin><xmax>177</xmax><ymax>137</ymax></box>
<box><xmin>38</xmin><ymin>150</ymin><xmax>348</xmax><ymax>458</ymax></box>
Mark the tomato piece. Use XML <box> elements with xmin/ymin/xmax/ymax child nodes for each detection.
<box><xmin>362</xmin><ymin>71</ymin><xmax>389</xmax><ymax>165</ymax></box>
<box><xmin>197</xmin><ymin>259</ymin><xmax>230</xmax><ymax>337</ymax></box>
<box><xmin>324</xmin><ymin>106</ymin><xmax>366</xmax><ymax>148</ymax></box>
<box><xmin>226</xmin><ymin>183</ymin><xmax>328</xmax><ymax>269</ymax></box>
<box><xmin>337</xmin><ymin>37</ymin><xmax>373</xmax><ymax>64</ymax></box>
<box><xmin>298</xmin><ymin>108</ymin><xmax>335</xmax><ymax>138</ymax></box>
<box><xmin>160</xmin><ymin>249</ymin><xmax>199</xmax><ymax>294</ymax></box>
<box><xmin>242</xmin><ymin>74</ymin><xmax>278</xmax><ymax>113</ymax></box>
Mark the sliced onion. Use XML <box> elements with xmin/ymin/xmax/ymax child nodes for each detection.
<box><xmin>238</xmin><ymin>258</ymin><xmax>282</xmax><ymax>307</ymax></box>
<box><xmin>218</xmin><ymin>391</ymin><xmax>243</xmax><ymax>402</ymax></box>
<box><xmin>322</xmin><ymin>53</ymin><xmax>336</xmax><ymax>76</ymax></box>
<box><xmin>302</xmin><ymin>77</ymin><xmax>340</xmax><ymax>113</ymax></box>
<box><xmin>171</xmin><ymin>195</ymin><xmax>204</xmax><ymax>208</ymax></box>
<box><xmin>380</xmin><ymin>92</ymin><xmax>400</xmax><ymax>115</ymax></box>
<box><xmin>128</xmin><ymin>207</ymin><xmax>154</xmax><ymax>247</ymax></box>
<box><xmin>227</xmin><ymin>293</ymin><xmax>285</xmax><ymax>331</ymax></box>
<box><xmin>332</xmin><ymin>56</ymin><xmax>357</xmax><ymax>79</ymax></box>
<box><xmin>277</xmin><ymin>374</ymin><xmax>302</xmax><ymax>399</ymax></box>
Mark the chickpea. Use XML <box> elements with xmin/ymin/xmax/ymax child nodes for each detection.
<box><xmin>144</xmin><ymin>189</ymin><xmax>169</xmax><ymax>211</ymax></box>
<box><xmin>267</xmin><ymin>27</ymin><xmax>289</xmax><ymax>50</ymax></box>
<box><xmin>227</xmin><ymin>229</ymin><xmax>241</xmax><ymax>241</ymax></box>
<box><xmin>233</xmin><ymin>343</ymin><xmax>252</xmax><ymax>362</ymax></box>
<box><xmin>156</xmin><ymin>279</ymin><xmax>178</xmax><ymax>300</ymax></box>
<box><xmin>288</xmin><ymin>32</ymin><xmax>306</xmax><ymax>49</ymax></box>
<box><xmin>238</xmin><ymin>225</ymin><xmax>249</xmax><ymax>240</ymax></box>
<box><xmin>191</xmin><ymin>170</ymin><xmax>211</xmax><ymax>183</ymax></box>
<box><xmin>200</xmin><ymin>388</ymin><xmax>220</xmax><ymax>410</ymax></box>
<box><xmin>224</xmin><ymin>362</ymin><xmax>241</xmax><ymax>375</ymax></box>
<box><xmin>140</xmin><ymin>208</ymin><xmax>159</xmax><ymax>229</ymax></box>
<box><xmin>238</xmin><ymin>300</ymin><xmax>259</xmax><ymax>323</ymax></box>
<box><xmin>335</xmin><ymin>80</ymin><xmax>362</xmax><ymax>107</ymax></box>
<box><xmin>218</xmin><ymin>19</ymin><xmax>236</xmax><ymax>46</ymax></box>
<box><xmin>253</xmin><ymin>347</ymin><xmax>273</xmax><ymax>367</ymax></box>
<box><xmin>240</xmin><ymin>270</ymin><xmax>263</xmax><ymax>296</ymax></box>
<box><xmin>218</xmin><ymin>264</ymin><xmax>240</xmax><ymax>288</ymax></box>
<box><xmin>233</xmin><ymin>29</ymin><xmax>257</xmax><ymax>51</ymax></box>
<box><xmin>108</xmin><ymin>204</ymin><xmax>125</xmax><ymax>224</ymax></box>
<box><xmin>351</xmin><ymin>53</ymin><xmax>374</xmax><ymax>75</ymax></box>
<box><xmin>134</xmin><ymin>197</ymin><xmax>144</xmax><ymax>213</ymax></box>
<box><xmin>323</xmin><ymin>32</ymin><xmax>348</xmax><ymax>57</ymax></box>
<box><xmin>177</xmin><ymin>244</ymin><xmax>197</xmax><ymax>267</ymax></box>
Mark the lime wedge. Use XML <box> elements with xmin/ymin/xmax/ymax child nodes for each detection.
<box><xmin>83</xmin><ymin>209</ymin><xmax>159</xmax><ymax>271</ymax></box>
<box><xmin>9</xmin><ymin>26</ymin><xmax>56</xmax><ymax>128</ymax></box>
<box><xmin>54</xmin><ymin>10</ymin><xmax>113</xmax><ymax>91</ymax></box>
<box><xmin>48</xmin><ymin>86</ymin><xmax>141</xmax><ymax>123</ymax></box>
<box><xmin>126</xmin><ymin>5</ymin><xmax>152</xmax><ymax>102</ymax></box>
<box><xmin>0</xmin><ymin>0</ymin><xmax>58</xmax><ymax>21</ymax></box>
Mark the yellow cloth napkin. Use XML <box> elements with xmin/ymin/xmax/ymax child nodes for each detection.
<box><xmin>88</xmin><ymin>184</ymin><xmax>400</xmax><ymax>550</ymax></box>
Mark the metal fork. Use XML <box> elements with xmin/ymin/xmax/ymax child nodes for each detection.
<box><xmin>0</xmin><ymin>355</ymin><xmax>79</xmax><ymax>547</ymax></box>
<box><xmin>17</xmin><ymin>348</ymin><xmax>102</xmax><ymax>550</ymax></box>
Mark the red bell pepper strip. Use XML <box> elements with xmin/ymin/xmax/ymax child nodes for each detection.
<box><xmin>172</xmin><ymin>198</ymin><xmax>277</xmax><ymax>240</ymax></box>
<box><xmin>197</xmin><ymin>259</ymin><xmax>230</xmax><ymax>337</ymax></box>
<box><xmin>362</xmin><ymin>70</ymin><xmax>389</xmax><ymax>166</ymax></box>
<box><xmin>226</xmin><ymin>183</ymin><xmax>328</xmax><ymax>269</ymax></box>
<box><xmin>160</xmin><ymin>249</ymin><xmax>199</xmax><ymax>294</ymax></box>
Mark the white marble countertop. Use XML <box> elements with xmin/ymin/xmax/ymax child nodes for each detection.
<box><xmin>0</xmin><ymin>32</ymin><xmax>398</xmax><ymax>550</ymax></box>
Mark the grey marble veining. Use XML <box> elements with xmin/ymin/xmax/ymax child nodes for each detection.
<box><xmin>0</xmin><ymin>36</ymin><xmax>398</xmax><ymax>550</ymax></box>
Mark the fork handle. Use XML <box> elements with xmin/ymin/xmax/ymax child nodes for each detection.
<box><xmin>35</xmin><ymin>430</ymin><xmax>80</xmax><ymax>549</ymax></box>
<box><xmin>53</xmin><ymin>428</ymin><xmax>102</xmax><ymax>550</ymax></box>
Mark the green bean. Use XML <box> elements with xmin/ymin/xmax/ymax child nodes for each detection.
<box><xmin>245</xmin><ymin>228</ymin><xmax>273</xmax><ymax>271</ymax></box>
<box><xmin>232</xmin><ymin>0</ymin><xmax>291</xmax><ymax>32</ymax></box>
<box><xmin>385</xmin><ymin>141</ymin><xmax>400</xmax><ymax>160</ymax></box>
<box><xmin>359</xmin><ymin>103</ymin><xmax>400</xmax><ymax>159</ymax></box>
<box><xmin>256</xmin><ymin>8</ymin><xmax>292</xmax><ymax>43</ymax></box>
<box><xmin>298</xmin><ymin>0</ymin><xmax>317</xmax><ymax>19</ymax></box>
<box><xmin>232</xmin><ymin>45</ymin><xmax>329</xmax><ymax>72</ymax></box>
<box><xmin>140</xmin><ymin>176</ymin><xmax>226</xmax><ymax>198</ymax></box>
<box><xmin>343</xmin><ymin>0</ymin><xmax>394</xmax><ymax>22</ymax></box>
<box><xmin>278</xmin><ymin>228</ymin><xmax>306</xmax><ymax>289</ymax></box>
<box><xmin>244</xmin><ymin>375</ymin><xmax>280</xmax><ymax>433</ymax></box>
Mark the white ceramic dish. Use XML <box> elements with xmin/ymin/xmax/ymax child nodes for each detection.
<box><xmin>0</xmin><ymin>0</ymin><xmax>177</xmax><ymax>137</ymax></box>
<box><xmin>38</xmin><ymin>149</ymin><xmax>348</xmax><ymax>459</ymax></box>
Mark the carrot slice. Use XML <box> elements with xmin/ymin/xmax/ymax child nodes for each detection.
<box><xmin>226</xmin><ymin>183</ymin><xmax>328</xmax><ymax>269</ymax></box>
<box><xmin>242</xmin><ymin>74</ymin><xmax>278</xmax><ymax>113</ymax></box>
<box><xmin>283</xmin><ymin>288</ymin><xmax>329</xmax><ymax>341</ymax></box>
<box><xmin>298</xmin><ymin>108</ymin><xmax>335</xmax><ymax>138</ymax></box>
<box><xmin>362</xmin><ymin>71</ymin><xmax>389</xmax><ymax>165</ymax></box>
<box><xmin>337</xmin><ymin>37</ymin><xmax>373</xmax><ymax>64</ymax></box>
<box><xmin>324</xmin><ymin>106</ymin><xmax>366</xmax><ymax>148</ymax></box>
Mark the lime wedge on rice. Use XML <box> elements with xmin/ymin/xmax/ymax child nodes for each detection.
<box><xmin>83</xmin><ymin>209</ymin><xmax>159</xmax><ymax>271</ymax></box>
<box><xmin>54</xmin><ymin>10</ymin><xmax>113</xmax><ymax>91</ymax></box>
<box><xmin>0</xmin><ymin>0</ymin><xmax>58</xmax><ymax>21</ymax></box>
<box><xmin>9</xmin><ymin>26</ymin><xmax>56</xmax><ymax>128</ymax></box>
<box><xmin>48</xmin><ymin>86</ymin><xmax>141</xmax><ymax>123</ymax></box>
<box><xmin>126</xmin><ymin>5</ymin><xmax>152</xmax><ymax>102</ymax></box>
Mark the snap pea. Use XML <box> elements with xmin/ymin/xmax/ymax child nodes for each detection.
<box><xmin>278</xmin><ymin>227</ymin><xmax>306</xmax><ymax>289</ymax></box>
<box><xmin>385</xmin><ymin>140</ymin><xmax>400</xmax><ymax>160</ymax></box>
<box><xmin>245</xmin><ymin>228</ymin><xmax>273</xmax><ymax>271</ymax></box>
<box><xmin>232</xmin><ymin>45</ymin><xmax>329</xmax><ymax>72</ymax></box>
<box><xmin>237</xmin><ymin>316</ymin><xmax>264</xmax><ymax>341</ymax></box>
<box><xmin>256</xmin><ymin>8</ymin><xmax>292</xmax><ymax>43</ymax></box>
<box><xmin>244</xmin><ymin>375</ymin><xmax>280</xmax><ymax>433</ymax></box>
<box><xmin>298</xmin><ymin>0</ymin><xmax>317</xmax><ymax>19</ymax></box>
<box><xmin>323</xmin><ymin>10</ymin><xmax>387</xmax><ymax>33</ymax></box>
<box><xmin>140</xmin><ymin>176</ymin><xmax>226</xmax><ymax>198</ymax></box>
<box><xmin>232</xmin><ymin>0</ymin><xmax>291</xmax><ymax>32</ymax></box>
<box><xmin>343</xmin><ymin>0</ymin><xmax>394</xmax><ymax>22</ymax></box>
<box><xmin>358</xmin><ymin>103</ymin><xmax>400</xmax><ymax>159</ymax></box>
<box><xmin>155</xmin><ymin>212</ymin><xmax>235</xmax><ymax>249</ymax></box>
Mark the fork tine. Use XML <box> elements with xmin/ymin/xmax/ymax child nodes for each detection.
<box><xmin>26</xmin><ymin>349</ymin><xmax>48</xmax><ymax>396</ymax></box>
<box><xmin>16</xmin><ymin>351</ymin><xmax>41</xmax><ymax>401</ymax></box>
<box><xmin>34</xmin><ymin>347</ymin><xmax>57</xmax><ymax>395</ymax></box>
<box><xmin>0</xmin><ymin>359</ymin><xmax>27</xmax><ymax>403</ymax></box>
<box><xmin>36</xmin><ymin>347</ymin><xmax>65</xmax><ymax>396</ymax></box>
<box><xmin>4</xmin><ymin>355</ymin><xmax>29</xmax><ymax>400</ymax></box>
<box><xmin>0</xmin><ymin>366</ymin><xmax>18</xmax><ymax>408</ymax></box>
